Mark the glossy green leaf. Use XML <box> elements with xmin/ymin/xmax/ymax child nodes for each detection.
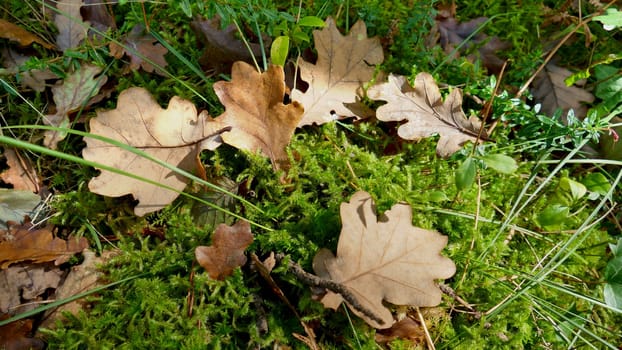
<box><xmin>559</xmin><ymin>177</ymin><xmax>587</xmax><ymax>201</ymax></box>
<box><xmin>297</xmin><ymin>16</ymin><xmax>326</xmax><ymax>27</ymax></box>
<box><xmin>270</xmin><ymin>36</ymin><xmax>289</xmax><ymax>66</ymax></box>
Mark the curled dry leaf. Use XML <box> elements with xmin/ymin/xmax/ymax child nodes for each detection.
<box><xmin>0</xmin><ymin>222</ymin><xmax>89</xmax><ymax>269</ymax></box>
<box><xmin>191</xmin><ymin>16</ymin><xmax>266</xmax><ymax>75</ymax></box>
<box><xmin>55</xmin><ymin>0</ymin><xmax>88</xmax><ymax>51</ymax></box>
<box><xmin>368</xmin><ymin>73</ymin><xmax>487</xmax><ymax>158</ymax></box>
<box><xmin>195</xmin><ymin>220</ymin><xmax>253</xmax><ymax>280</ymax></box>
<box><xmin>531</xmin><ymin>62</ymin><xmax>595</xmax><ymax>119</ymax></box>
<box><xmin>313</xmin><ymin>191</ymin><xmax>455</xmax><ymax>329</ymax></box>
<box><xmin>0</xmin><ymin>19</ymin><xmax>53</xmax><ymax>49</ymax></box>
<box><xmin>83</xmin><ymin>87</ymin><xmax>228</xmax><ymax>216</ymax></box>
<box><xmin>109</xmin><ymin>24</ymin><xmax>168</xmax><ymax>76</ymax></box>
<box><xmin>291</xmin><ymin>17</ymin><xmax>384</xmax><ymax>126</ymax></box>
<box><xmin>214</xmin><ymin>62</ymin><xmax>303</xmax><ymax>170</ymax></box>
<box><xmin>44</xmin><ymin>64</ymin><xmax>107</xmax><ymax>149</ymax></box>
<box><xmin>0</xmin><ymin>314</ymin><xmax>45</xmax><ymax>350</ymax></box>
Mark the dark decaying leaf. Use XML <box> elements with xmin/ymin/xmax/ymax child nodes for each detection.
<box><xmin>81</xmin><ymin>0</ymin><xmax>117</xmax><ymax>40</ymax></box>
<box><xmin>0</xmin><ymin>314</ymin><xmax>45</xmax><ymax>350</ymax></box>
<box><xmin>1</xmin><ymin>48</ymin><xmax>57</xmax><ymax>92</ymax></box>
<box><xmin>434</xmin><ymin>6</ymin><xmax>510</xmax><ymax>74</ymax></box>
<box><xmin>0</xmin><ymin>263</ymin><xmax>65</xmax><ymax>315</ymax></box>
<box><xmin>191</xmin><ymin>15</ymin><xmax>267</xmax><ymax>75</ymax></box>
<box><xmin>109</xmin><ymin>24</ymin><xmax>168</xmax><ymax>76</ymax></box>
<box><xmin>55</xmin><ymin>0</ymin><xmax>88</xmax><ymax>51</ymax></box>
<box><xmin>191</xmin><ymin>176</ymin><xmax>239</xmax><ymax>227</ymax></box>
<box><xmin>195</xmin><ymin>220</ymin><xmax>253</xmax><ymax>280</ymax></box>
<box><xmin>531</xmin><ymin>62</ymin><xmax>595</xmax><ymax>119</ymax></box>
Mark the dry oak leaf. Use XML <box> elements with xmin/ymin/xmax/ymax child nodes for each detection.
<box><xmin>213</xmin><ymin>62</ymin><xmax>303</xmax><ymax>170</ymax></box>
<box><xmin>291</xmin><ymin>17</ymin><xmax>384</xmax><ymax>126</ymax></box>
<box><xmin>0</xmin><ymin>222</ymin><xmax>89</xmax><ymax>269</ymax></box>
<box><xmin>368</xmin><ymin>73</ymin><xmax>487</xmax><ymax>158</ymax></box>
<box><xmin>55</xmin><ymin>0</ymin><xmax>88</xmax><ymax>51</ymax></box>
<box><xmin>195</xmin><ymin>220</ymin><xmax>253</xmax><ymax>280</ymax></box>
<box><xmin>44</xmin><ymin>64</ymin><xmax>107</xmax><ymax>149</ymax></box>
<box><xmin>313</xmin><ymin>191</ymin><xmax>455</xmax><ymax>329</ymax></box>
<box><xmin>83</xmin><ymin>87</ymin><xmax>227</xmax><ymax>216</ymax></box>
<box><xmin>531</xmin><ymin>62</ymin><xmax>595</xmax><ymax>119</ymax></box>
<box><xmin>0</xmin><ymin>148</ymin><xmax>40</xmax><ymax>192</ymax></box>
<box><xmin>109</xmin><ymin>24</ymin><xmax>168</xmax><ymax>76</ymax></box>
<box><xmin>0</xmin><ymin>19</ymin><xmax>53</xmax><ymax>49</ymax></box>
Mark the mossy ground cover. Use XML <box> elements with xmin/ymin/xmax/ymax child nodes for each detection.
<box><xmin>1</xmin><ymin>0</ymin><xmax>621</xmax><ymax>349</ymax></box>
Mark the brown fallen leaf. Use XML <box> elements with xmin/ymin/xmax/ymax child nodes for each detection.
<box><xmin>375</xmin><ymin>316</ymin><xmax>426</xmax><ymax>345</ymax></box>
<box><xmin>213</xmin><ymin>62</ymin><xmax>303</xmax><ymax>170</ymax></box>
<box><xmin>40</xmin><ymin>249</ymin><xmax>118</xmax><ymax>329</ymax></box>
<box><xmin>44</xmin><ymin>64</ymin><xmax>107</xmax><ymax>149</ymax></box>
<box><xmin>195</xmin><ymin>220</ymin><xmax>253</xmax><ymax>280</ymax></box>
<box><xmin>0</xmin><ymin>314</ymin><xmax>45</xmax><ymax>350</ymax></box>
<box><xmin>55</xmin><ymin>0</ymin><xmax>88</xmax><ymax>51</ymax></box>
<box><xmin>531</xmin><ymin>62</ymin><xmax>595</xmax><ymax>119</ymax></box>
<box><xmin>434</xmin><ymin>6</ymin><xmax>510</xmax><ymax>74</ymax></box>
<box><xmin>82</xmin><ymin>87</ymin><xmax>228</xmax><ymax>216</ymax></box>
<box><xmin>291</xmin><ymin>17</ymin><xmax>384</xmax><ymax>126</ymax></box>
<box><xmin>0</xmin><ymin>148</ymin><xmax>40</xmax><ymax>192</ymax></box>
<box><xmin>368</xmin><ymin>73</ymin><xmax>487</xmax><ymax>158</ymax></box>
<box><xmin>0</xmin><ymin>19</ymin><xmax>53</xmax><ymax>49</ymax></box>
<box><xmin>0</xmin><ymin>264</ymin><xmax>65</xmax><ymax>315</ymax></box>
<box><xmin>191</xmin><ymin>15</ymin><xmax>266</xmax><ymax>75</ymax></box>
<box><xmin>313</xmin><ymin>191</ymin><xmax>456</xmax><ymax>329</ymax></box>
<box><xmin>0</xmin><ymin>48</ymin><xmax>57</xmax><ymax>92</ymax></box>
<box><xmin>82</xmin><ymin>0</ymin><xmax>117</xmax><ymax>40</ymax></box>
<box><xmin>0</xmin><ymin>222</ymin><xmax>89</xmax><ymax>269</ymax></box>
<box><xmin>109</xmin><ymin>24</ymin><xmax>168</xmax><ymax>76</ymax></box>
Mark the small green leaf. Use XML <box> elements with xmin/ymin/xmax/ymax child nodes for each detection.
<box><xmin>292</xmin><ymin>31</ymin><xmax>310</xmax><ymax>43</ymax></box>
<box><xmin>581</xmin><ymin>172</ymin><xmax>611</xmax><ymax>196</ymax></box>
<box><xmin>605</xmin><ymin>255</ymin><xmax>622</xmax><ymax>284</ymax></box>
<box><xmin>536</xmin><ymin>204</ymin><xmax>569</xmax><ymax>230</ymax></box>
<box><xmin>593</xmin><ymin>8</ymin><xmax>622</xmax><ymax>30</ymax></box>
<box><xmin>297</xmin><ymin>16</ymin><xmax>326</xmax><ymax>27</ymax></box>
<box><xmin>270</xmin><ymin>36</ymin><xmax>289</xmax><ymax>66</ymax></box>
<box><xmin>559</xmin><ymin>177</ymin><xmax>587</xmax><ymax>201</ymax></box>
<box><xmin>455</xmin><ymin>157</ymin><xmax>476</xmax><ymax>191</ymax></box>
<box><xmin>427</xmin><ymin>191</ymin><xmax>449</xmax><ymax>202</ymax></box>
<box><xmin>481</xmin><ymin>153</ymin><xmax>518</xmax><ymax>174</ymax></box>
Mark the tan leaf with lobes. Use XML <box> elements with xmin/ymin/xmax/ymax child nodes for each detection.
<box><xmin>214</xmin><ymin>62</ymin><xmax>303</xmax><ymax>170</ymax></box>
<box><xmin>313</xmin><ymin>191</ymin><xmax>455</xmax><ymax>329</ymax></box>
<box><xmin>195</xmin><ymin>220</ymin><xmax>253</xmax><ymax>280</ymax></box>
<box><xmin>368</xmin><ymin>73</ymin><xmax>487</xmax><ymax>158</ymax></box>
<box><xmin>82</xmin><ymin>87</ymin><xmax>228</xmax><ymax>216</ymax></box>
<box><xmin>291</xmin><ymin>17</ymin><xmax>384</xmax><ymax>126</ymax></box>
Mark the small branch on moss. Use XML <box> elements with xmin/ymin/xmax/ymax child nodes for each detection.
<box><xmin>439</xmin><ymin>283</ymin><xmax>481</xmax><ymax>318</ymax></box>
<box><xmin>278</xmin><ymin>254</ymin><xmax>385</xmax><ymax>326</ymax></box>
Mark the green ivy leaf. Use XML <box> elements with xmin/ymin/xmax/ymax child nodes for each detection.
<box><xmin>481</xmin><ymin>153</ymin><xmax>518</xmax><ymax>174</ymax></box>
<box><xmin>593</xmin><ymin>8</ymin><xmax>622</xmax><ymax>30</ymax></box>
<box><xmin>455</xmin><ymin>157</ymin><xmax>476</xmax><ymax>191</ymax></box>
<box><xmin>270</xmin><ymin>36</ymin><xmax>289</xmax><ymax>66</ymax></box>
